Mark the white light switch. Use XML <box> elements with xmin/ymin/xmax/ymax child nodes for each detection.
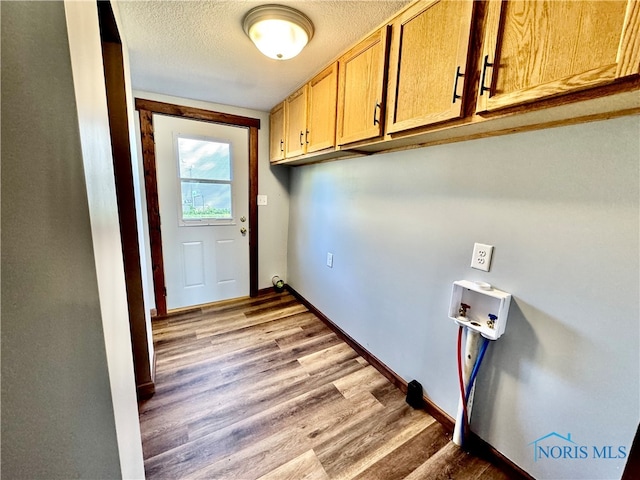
<box><xmin>257</xmin><ymin>195</ymin><xmax>268</xmax><ymax>206</ymax></box>
<box><xmin>326</xmin><ymin>252</ymin><xmax>333</xmax><ymax>268</ymax></box>
<box><xmin>471</xmin><ymin>243</ymin><xmax>493</xmax><ymax>272</ymax></box>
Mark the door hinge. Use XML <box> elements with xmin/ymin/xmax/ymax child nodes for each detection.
<box><xmin>163</xmin><ymin>287</ymin><xmax>167</xmax><ymax>297</ymax></box>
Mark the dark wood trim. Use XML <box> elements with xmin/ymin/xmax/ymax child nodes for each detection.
<box><xmin>136</xmin><ymin>380</ymin><xmax>156</xmax><ymax>400</ymax></box>
<box><xmin>137</xmin><ymin>108</ymin><xmax>167</xmax><ymax>315</ymax></box>
<box><xmin>249</xmin><ymin>126</ymin><xmax>259</xmax><ymax>297</ymax></box>
<box><xmin>285</xmin><ymin>284</ymin><xmax>534</xmax><ymax>480</ymax></box>
<box><xmin>98</xmin><ymin>1</ymin><xmax>154</xmax><ymax>398</ymax></box>
<box><xmin>465</xmin><ymin>432</ymin><xmax>534</xmax><ymax>480</ymax></box>
<box><xmin>134</xmin><ymin>98</ymin><xmax>260</xmax><ymax>129</ymax></box>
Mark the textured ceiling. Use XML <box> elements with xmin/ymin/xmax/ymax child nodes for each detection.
<box><xmin>115</xmin><ymin>0</ymin><xmax>412</xmax><ymax>112</ymax></box>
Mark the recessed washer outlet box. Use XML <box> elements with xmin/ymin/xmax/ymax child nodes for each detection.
<box><xmin>448</xmin><ymin>280</ymin><xmax>512</xmax><ymax>340</ymax></box>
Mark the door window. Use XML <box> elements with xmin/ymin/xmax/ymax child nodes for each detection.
<box><xmin>176</xmin><ymin>136</ymin><xmax>233</xmax><ymax>225</ymax></box>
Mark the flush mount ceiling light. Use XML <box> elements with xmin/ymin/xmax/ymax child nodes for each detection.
<box><xmin>242</xmin><ymin>4</ymin><xmax>314</xmax><ymax>60</ymax></box>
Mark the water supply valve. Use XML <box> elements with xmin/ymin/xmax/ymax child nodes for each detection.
<box><xmin>448</xmin><ymin>280</ymin><xmax>512</xmax><ymax>340</ymax></box>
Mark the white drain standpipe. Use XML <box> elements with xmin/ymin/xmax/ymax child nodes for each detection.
<box><xmin>447</xmin><ymin>280</ymin><xmax>512</xmax><ymax>446</ymax></box>
<box><xmin>453</xmin><ymin>328</ymin><xmax>481</xmax><ymax>446</ymax></box>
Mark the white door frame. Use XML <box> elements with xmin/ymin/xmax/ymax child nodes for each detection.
<box><xmin>135</xmin><ymin>98</ymin><xmax>260</xmax><ymax>316</ymax></box>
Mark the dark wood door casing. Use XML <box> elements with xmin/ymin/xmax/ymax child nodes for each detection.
<box><xmin>98</xmin><ymin>1</ymin><xmax>154</xmax><ymax>399</ymax></box>
<box><xmin>135</xmin><ymin>99</ymin><xmax>261</xmax><ymax>316</ymax></box>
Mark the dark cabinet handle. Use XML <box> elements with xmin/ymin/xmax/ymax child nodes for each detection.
<box><xmin>452</xmin><ymin>66</ymin><xmax>463</xmax><ymax>104</ymax></box>
<box><xmin>299</xmin><ymin>131</ymin><xmax>304</xmax><ymax>146</ymax></box>
<box><xmin>480</xmin><ymin>55</ymin><xmax>494</xmax><ymax>96</ymax></box>
<box><xmin>279</xmin><ymin>139</ymin><xmax>284</xmax><ymax>153</ymax></box>
<box><xmin>373</xmin><ymin>102</ymin><xmax>381</xmax><ymax>126</ymax></box>
<box><xmin>305</xmin><ymin>130</ymin><xmax>309</xmax><ymax>144</ymax></box>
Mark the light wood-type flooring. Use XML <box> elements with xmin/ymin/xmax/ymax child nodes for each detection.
<box><xmin>139</xmin><ymin>291</ymin><xmax>517</xmax><ymax>479</ymax></box>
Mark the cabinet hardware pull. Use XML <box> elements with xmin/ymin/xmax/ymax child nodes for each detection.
<box><xmin>299</xmin><ymin>131</ymin><xmax>304</xmax><ymax>146</ymax></box>
<box><xmin>280</xmin><ymin>139</ymin><xmax>284</xmax><ymax>153</ymax></box>
<box><xmin>480</xmin><ymin>55</ymin><xmax>494</xmax><ymax>96</ymax></box>
<box><xmin>305</xmin><ymin>130</ymin><xmax>309</xmax><ymax>144</ymax></box>
<box><xmin>373</xmin><ymin>102</ymin><xmax>381</xmax><ymax>126</ymax></box>
<box><xmin>452</xmin><ymin>66</ymin><xmax>464</xmax><ymax>104</ymax></box>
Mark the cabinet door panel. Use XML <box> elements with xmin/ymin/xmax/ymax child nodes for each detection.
<box><xmin>285</xmin><ymin>85</ymin><xmax>308</xmax><ymax>158</ymax></box>
<box><xmin>337</xmin><ymin>27</ymin><xmax>390</xmax><ymax>146</ymax></box>
<box><xmin>477</xmin><ymin>0</ymin><xmax>639</xmax><ymax>113</ymax></box>
<box><xmin>387</xmin><ymin>0</ymin><xmax>474</xmax><ymax>133</ymax></box>
<box><xmin>308</xmin><ymin>63</ymin><xmax>338</xmax><ymax>153</ymax></box>
<box><xmin>617</xmin><ymin>1</ymin><xmax>640</xmax><ymax>77</ymax></box>
<box><xmin>269</xmin><ymin>101</ymin><xmax>285</xmax><ymax>162</ymax></box>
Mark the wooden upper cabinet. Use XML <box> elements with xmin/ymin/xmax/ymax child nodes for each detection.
<box><xmin>337</xmin><ymin>26</ymin><xmax>391</xmax><ymax>146</ymax></box>
<box><xmin>386</xmin><ymin>0</ymin><xmax>474</xmax><ymax>134</ymax></box>
<box><xmin>269</xmin><ymin>0</ymin><xmax>639</xmax><ymax>165</ymax></box>
<box><xmin>307</xmin><ymin>63</ymin><xmax>338</xmax><ymax>153</ymax></box>
<box><xmin>285</xmin><ymin>85</ymin><xmax>308</xmax><ymax>158</ymax></box>
<box><xmin>269</xmin><ymin>101</ymin><xmax>285</xmax><ymax>162</ymax></box>
<box><xmin>476</xmin><ymin>0</ymin><xmax>640</xmax><ymax>113</ymax></box>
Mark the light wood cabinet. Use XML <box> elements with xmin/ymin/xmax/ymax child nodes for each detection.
<box><xmin>281</xmin><ymin>64</ymin><xmax>338</xmax><ymax>160</ymax></box>
<box><xmin>386</xmin><ymin>0</ymin><xmax>474</xmax><ymax>133</ymax></box>
<box><xmin>269</xmin><ymin>0</ymin><xmax>639</xmax><ymax>165</ymax></box>
<box><xmin>476</xmin><ymin>0</ymin><xmax>640</xmax><ymax>113</ymax></box>
<box><xmin>285</xmin><ymin>85</ymin><xmax>308</xmax><ymax>158</ymax></box>
<box><xmin>307</xmin><ymin>63</ymin><xmax>338</xmax><ymax>153</ymax></box>
<box><xmin>337</xmin><ymin>26</ymin><xmax>391</xmax><ymax>146</ymax></box>
<box><xmin>269</xmin><ymin>101</ymin><xmax>285</xmax><ymax>162</ymax></box>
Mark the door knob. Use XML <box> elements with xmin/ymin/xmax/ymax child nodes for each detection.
<box><xmin>240</xmin><ymin>216</ymin><xmax>247</xmax><ymax>222</ymax></box>
<box><xmin>240</xmin><ymin>227</ymin><xmax>247</xmax><ymax>235</ymax></box>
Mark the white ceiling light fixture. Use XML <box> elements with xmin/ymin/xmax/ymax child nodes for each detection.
<box><xmin>242</xmin><ymin>4</ymin><xmax>314</xmax><ymax>60</ymax></box>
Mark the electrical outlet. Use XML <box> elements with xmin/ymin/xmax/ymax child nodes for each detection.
<box><xmin>471</xmin><ymin>243</ymin><xmax>493</xmax><ymax>272</ymax></box>
<box><xmin>326</xmin><ymin>252</ymin><xmax>333</xmax><ymax>268</ymax></box>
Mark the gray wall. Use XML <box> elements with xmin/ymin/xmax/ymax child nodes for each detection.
<box><xmin>2</xmin><ymin>1</ymin><xmax>143</xmax><ymax>478</ymax></box>
<box><xmin>1</xmin><ymin>1</ymin><xmax>121</xmax><ymax>478</ymax></box>
<box><xmin>287</xmin><ymin>115</ymin><xmax>639</xmax><ymax>479</ymax></box>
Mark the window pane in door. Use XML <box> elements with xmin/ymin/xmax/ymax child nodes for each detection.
<box><xmin>178</xmin><ymin>137</ymin><xmax>231</xmax><ymax>181</ymax></box>
<box><xmin>181</xmin><ymin>181</ymin><xmax>231</xmax><ymax>219</ymax></box>
<box><xmin>177</xmin><ymin>136</ymin><xmax>233</xmax><ymax>222</ymax></box>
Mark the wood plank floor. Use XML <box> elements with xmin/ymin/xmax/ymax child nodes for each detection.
<box><xmin>139</xmin><ymin>291</ymin><xmax>517</xmax><ymax>479</ymax></box>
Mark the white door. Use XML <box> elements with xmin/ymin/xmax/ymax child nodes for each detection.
<box><xmin>154</xmin><ymin>114</ymin><xmax>249</xmax><ymax>310</ymax></box>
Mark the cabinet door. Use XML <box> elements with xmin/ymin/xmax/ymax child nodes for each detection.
<box><xmin>386</xmin><ymin>0</ymin><xmax>474</xmax><ymax>134</ymax></box>
<box><xmin>269</xmin><ymin>101</ymin><xmax>285</xmax><ymax>162</ymax></box>
<box><xmin>307</xmin><ymin>63</ymin><xmax>338</xmax><ymax>153</ymax></box>
<box><xmin>477</xmin><ymin>0</ymin><xmax>640</xmax><ymax>113</ymax></box>
<box><xmin>337</xmin><ymin>27</ymin><xmax>390</xmax><ymax>146</ymax></box>
<box><xmin>285</xmin><ymin>85</ymin><xmax>308</xmax><ymax>158</ymax></box>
